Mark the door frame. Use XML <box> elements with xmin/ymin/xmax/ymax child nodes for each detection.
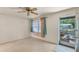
<box><xmin>57</xmin><ymin>15</ymin><xmax>78</xmax><ymax>51</ymax></box>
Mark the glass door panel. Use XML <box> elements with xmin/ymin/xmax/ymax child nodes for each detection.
<box><xmin>59</xmin><ymin>16</ymin><xmax>76</xmax><ymax>48</ymax></box>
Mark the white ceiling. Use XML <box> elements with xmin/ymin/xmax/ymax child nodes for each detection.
<box><xmin>0</xmin><ymin>7</ymin><xmax>71</xmax><ymax>18</ymax></box>
<box><xmin>10</xmin><ymin>7</ymin><xmax>71</xmax><ymax>15</ymax></box>
<box><xmin>37</xmin><ymin>7</ymin><xmax>71</xmax><ymax>15</ymax></box>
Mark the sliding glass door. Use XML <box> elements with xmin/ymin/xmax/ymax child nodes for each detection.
<box><xmin>59</xmin><ymin>16</ymin><xmax>76</xmax><ymax>48</ymax></box>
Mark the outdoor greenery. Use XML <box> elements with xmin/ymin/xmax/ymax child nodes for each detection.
<box><xmin>60</xmin><ymin>18</ymin><xmax>75</xmax><ymax>28</ymax></box>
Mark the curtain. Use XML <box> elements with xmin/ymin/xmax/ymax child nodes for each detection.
<box><xmin>30</xmin><ymin>19</ymin><xmax>33</xmax><ymax>32</ymax></box>
<box><xmin>43</xmin><ymin>17</ymin><xmax>47</xmax><ymax>37</ymax></box>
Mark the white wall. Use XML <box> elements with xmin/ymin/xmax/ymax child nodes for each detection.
<box><xmin>0</xmin><ymin>8</ymin><xmax>30</xmax><ymax>43</ymax></box>
<box><xmin>43</xmin><ymin>8</ymin><xmax>78</xmax><ymax>44</ymax></box>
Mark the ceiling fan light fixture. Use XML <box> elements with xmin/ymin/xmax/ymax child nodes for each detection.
<box><xmin>18</xmin><ymin>7</ymin><xmax>38</xmax><ymax>16</ymax></box>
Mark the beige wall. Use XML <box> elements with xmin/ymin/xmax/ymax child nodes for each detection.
<box><xmin>43</xmin><ymin>8</ymin><xmax>79</xmax><ymax>44</ymax></box>
<box><xmin>0</xmin><ymin>10</ymin><xmax>30</xmax><ymax>43</ymax></box>
<box><xmin>1</xmin><ymin>7</ymin><xmax>79</xmax><ymax>44</ymax></box>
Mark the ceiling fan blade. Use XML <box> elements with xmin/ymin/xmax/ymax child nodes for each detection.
<box><xmin>31</xmin><ymin>8</ymin><xmax>37</xmax><ymax>11</ymax></box>
<box><xmin>17</xmin><ymin>7</ymin><xmax>38</xmax><ymax>16</ymax></box>
<box><xmin>18</xmin><ymin>7</ymin><xmax>30</xmax><ymax>11</ymax></box>
<box><xmin>31</xmin><ymin>11</ymin><xmax>38</xmax><ymax>15</ymax></box>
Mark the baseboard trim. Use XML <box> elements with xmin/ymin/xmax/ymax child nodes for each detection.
<box><xmin>0</xmin><ymin>36</ymin><xmax>57</xmax><ymax>46</ymax></box>
<box><xmin>31</xmin><ymin>36</ymin><xmax>57</xmax><ymax>45</ymax></box>
<box><xmin>0</xmin><ymin>37</ymin><xmax>30</xmax><ymax>45</ymax></box>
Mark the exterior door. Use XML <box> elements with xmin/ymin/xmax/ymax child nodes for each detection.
<box><xmin>59</xmin><ymin>16</ymin><xmax>77</xmax><ymax>48</ymax></box>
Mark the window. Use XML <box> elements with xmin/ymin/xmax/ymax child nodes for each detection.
<box><xmin>32</xmin><ymin>19</ymin><xmax>41</xmax><ymax>32</ymax></box>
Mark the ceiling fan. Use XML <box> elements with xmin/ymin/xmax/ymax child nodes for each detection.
<box><xmin>18</xmin><ymin>7</ymin><xmax>38</xmax><ymax>16</ymax></box>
